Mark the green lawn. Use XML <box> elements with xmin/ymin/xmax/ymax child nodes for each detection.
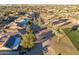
<box><xmin>63</xmin><ymin>28</ymin><xmax>79</xmax><ymax>51</ymax></box>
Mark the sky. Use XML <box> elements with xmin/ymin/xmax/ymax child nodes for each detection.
<box><xmin>0</xmin><ymin>0</ymin><xmax>79</xmax><ymax>4</ymax></box>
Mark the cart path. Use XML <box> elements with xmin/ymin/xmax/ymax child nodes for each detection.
<box><xmin>51</xmin><ymin>29</ymin><xmax>79</xmax><ymax>55</ymax></box>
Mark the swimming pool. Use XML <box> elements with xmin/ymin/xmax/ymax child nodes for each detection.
<box><xmin>4</xmin><ymin>34</ymin><xmax>21</xmax><ymax>50</ymax></box>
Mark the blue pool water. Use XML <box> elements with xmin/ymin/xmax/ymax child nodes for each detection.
<box><xmin>4</xmin><ymin>34</ymin><xmax>21</xmax><ymax>49</ymax></box>
<box><xmin>17</xmin><ymin>19</ymin><xmax>29</xmax><ymax>27</ymax></box>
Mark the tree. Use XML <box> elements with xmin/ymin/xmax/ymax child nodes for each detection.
<box><xmin>47</xmin><ymin>20</ymin><xmax>61</xmax><ymax>42</ymax></box>
<box><xmin>37</xmin><ymin>18</ymin><xmax>43</xmax><ymax>26</ymax></box>
<box><xmin>20</xmin><ymin>33</ymin><xmax>36</xmax><ymax>52</ymax></box>
<box><xmin>72</xmin><ymin>26</ymin><xmax>78</xmax><ymax>31</ymax></box>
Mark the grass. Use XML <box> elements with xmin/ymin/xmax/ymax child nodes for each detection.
<box><xmin>63</xmin><ymin>28</ymin><xmax>79</xmax><ymax>51</ymax></box>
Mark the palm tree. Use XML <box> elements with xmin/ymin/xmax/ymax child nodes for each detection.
<box><xmin>47</xmin><ymin>20</ymin><xmax>61</xmax><ymax>42</ymax></box>
<box><xmin>20</xmin><ymin>32</ymin><xmax>36</xmax><ymax>54</ymax></box>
